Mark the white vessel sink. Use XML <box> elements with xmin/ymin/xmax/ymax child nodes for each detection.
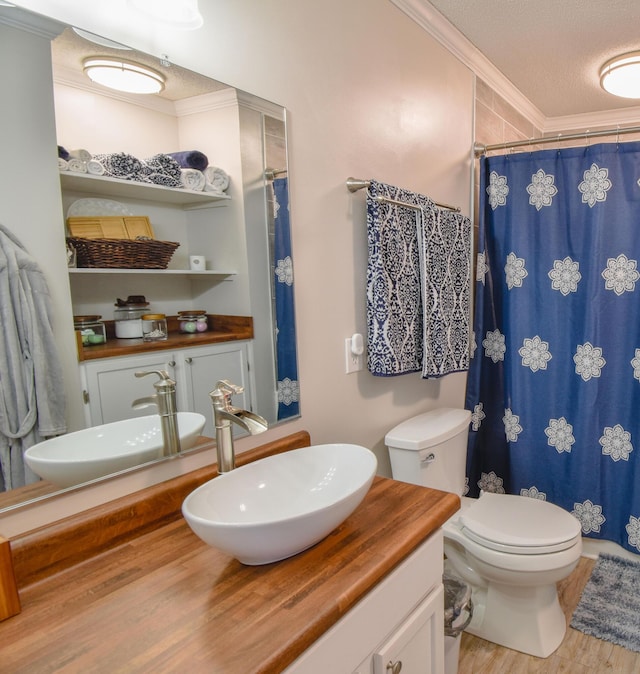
<box><xmin>182</xmin><ymin>443</ymin><xmax>377</xmax><ymax>565</ymax></box>
<box><xmin>25</xmin><ymin>412</ymin><xmax>206</xmax><ymax>488</ymax></box>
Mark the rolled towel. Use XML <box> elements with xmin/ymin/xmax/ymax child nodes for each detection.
<box><xmin>139</xmin><ymin>153</ymin><xmax>182</xmax><ymax>188</ymax></box>
<box><xmin>67</xmin><ymin>158</ymin><xmax>87</xmax><ymax>173</ymax></box>
<box><xmin>204</xmin><ymin>166</ymin><xmax>230</xmax><ymax>192</ymax></box>
<box><xmin>68</xmin><ymin>148</ymin><xmax>92</xmax><ymax>162</ymax></box>
<box><xmin>58</xmin><ymin>145</ymin><xmax>69</xmax><ymax>160</ymax></box>
<box><xmin>167</xmin><ymin>150</ymin><xmax>209</xmax><ymax>172</ymax></box>
<box><xmin>180</xmin><ymin>168</ymin><xmax>206</xmax><ymax>191</ymax></box>
<box><xmin>58</xmin><ymin>158</ymin><xmax>69</xmax><ymax>171</ymax></box>
<box><xmin>86</xmin><ymin>159</ymin><xmax>105</xmax><ymax>176</ymax></box>
<box><xmin>92</xmin><ymin>152</ymin><xmax>144</xmax><ymax>180</ymax></box>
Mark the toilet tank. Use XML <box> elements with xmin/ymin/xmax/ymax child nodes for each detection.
<box><xmin>385</xmin><ymin>408</ymin><xmax>471</xmax><ymax>495</ymax></box>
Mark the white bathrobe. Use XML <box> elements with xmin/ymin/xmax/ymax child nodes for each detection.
<box><xmin>0</xmin><ymin>224</ymin><xmax>66</xmax><ymax>490</ymax></box>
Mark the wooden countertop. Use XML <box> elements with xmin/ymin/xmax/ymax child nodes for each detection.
<box><xmin>78</xmin><ymin>314</ymin><xmax>253</xmax><ymax>361</ymax></box>
<box><xmin>1</xmin><ymin>432</ymin><xmax>459</xmax><ymax>673</ymax></box>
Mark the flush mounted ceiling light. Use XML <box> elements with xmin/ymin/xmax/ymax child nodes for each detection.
<box><xmin>127</xmin><ymin>0</ymin><xmax>203</xmax><ymax>30</ymax></box>
<box><xmin>83</xmin><ymin>57</ymin><xmax>165</xmax><ymax>94</ymax></box>
<box><xmin>600</xmin><ymin>52</ymin><xmax>640</xmax><ymax>99</ymax></box>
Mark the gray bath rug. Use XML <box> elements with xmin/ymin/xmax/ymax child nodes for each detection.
<box><xmin>571</xmin><ymin>552</ymin><xmax>640</xmax><ymax>653</ymax></box>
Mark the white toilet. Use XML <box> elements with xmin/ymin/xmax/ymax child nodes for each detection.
<box><xmin>385</xmin><ymin>408</ymin><xmax>582</xmax><ymax>659</ymax></box>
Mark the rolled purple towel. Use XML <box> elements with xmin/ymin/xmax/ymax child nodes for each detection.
<box><xmin>58</xmin><ymin>145</ymin><xmax>70</xmax><ymax>160</ymax></box>
<box><xmin>167</xmin><ymin>150</ymin><xmax>209</xmax><ymax>172</ymax></box>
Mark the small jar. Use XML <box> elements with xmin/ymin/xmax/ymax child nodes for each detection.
<box><xmin>178</xmin><ymin>310</ymin><xmax>208</xmax><ymax>334</ymax></box>
<box><xmin>74</xmin><ymin>315</ymin><xmax>106</xmax><ymax>346</ymax></box>
<box><xmin>114</xmin><ymin>305</ymin><xmax>148</xmax><ymax>338</ymax></box>
<box><xmin>142</xmin><ymin>314</ymin><xmax>168</xmax><ymax>341</ymax></box>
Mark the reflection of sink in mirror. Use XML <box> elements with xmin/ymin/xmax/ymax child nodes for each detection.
<box><xmin>25</xmin><ymin>413</ymin><xmax>206</xmax><ymax>488</ymax></box>
<box><xmin>182</xmin><ymin>444</ymin><xmax>377</xmax><ymax>565</ymax></box>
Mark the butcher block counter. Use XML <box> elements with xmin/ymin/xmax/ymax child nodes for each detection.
<box><xmin>2</xmin><ymin>431</ymin><xmax>459</xmax><ymax>673</ymax></box>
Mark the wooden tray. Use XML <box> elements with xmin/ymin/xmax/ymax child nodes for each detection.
<box><xmin>66</xmin><ymin>216</ymin><xmax>154</xmax><ymax>240</ymax></box>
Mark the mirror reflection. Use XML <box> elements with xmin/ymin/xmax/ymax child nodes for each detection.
<box><xmin>0</xmin><ymin>18</ymin><xmax>299</xmax><ymax>511</ymax></box>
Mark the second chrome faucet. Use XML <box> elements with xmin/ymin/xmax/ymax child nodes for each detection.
<box><xmin>210</xmin><ymin>380</ymin><xmax>268</xmax><ymax>473</ymax></box>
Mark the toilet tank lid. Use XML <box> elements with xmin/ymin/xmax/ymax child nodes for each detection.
<box><xmin>385</xmin><ymin>408</ymin><xmax>471</xmax><ymax>451</ymax></box>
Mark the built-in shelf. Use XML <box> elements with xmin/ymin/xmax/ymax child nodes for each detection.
<box><xmin>68</xmin><ymin>268</ymin><xmax>236</xmax><ymax>278</ymax></box>
<box><xmin>60</xmin><ymin>171</ymin><xmax>230</xmax><ymax>208</ymax></box>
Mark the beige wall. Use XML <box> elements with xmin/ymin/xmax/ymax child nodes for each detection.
<box><xmin>3</xmin><ymin>0</ymin><xmax>474</xmax><ymax>535</ymax></box>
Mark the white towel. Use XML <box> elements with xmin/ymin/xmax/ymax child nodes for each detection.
<box><xmin>180</xmin><ymin>168</ymin><xmax>206</xmax><ymax>191</ymax></box>
<box><xmin>86</xmin><ymin>159</ymin><xmax>106</xmax><ymax>176</ymax></box>
<box><xmin>67</xmin><ymin>158</ymin><xmax>87</xmax><ymax>173</ymax></box>
<box><xmin>204</xmin><ymin>166</ymin><xmax>230</xmax><ymax>192</ymax></box>
<box><xmin>68</xmin><ymin>148</ymin><xmax>92</xmax><ymax>162</ymax></box>
<box><xmin>58</xmin><ymin>158</ymin><xmax>69</xmax><ymax>171</ymax></box>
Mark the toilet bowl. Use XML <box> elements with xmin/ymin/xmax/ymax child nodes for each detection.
<box><xmin>442</xmin><ymin>492</ymin><xmax>581</xmax><ymax>657</ymax></box>
<box><xmin>385</xmin><ymin>409</ymin><xmax>583</xmax><ymax>659</ymax></box>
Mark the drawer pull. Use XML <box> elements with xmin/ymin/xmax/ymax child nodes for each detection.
<box><xmin>185</xmin><ymin>357</ymin><xmax>193</xmax><ymax>364</ymax></box>
<box><xmin>168</xmin><ymin>360</ymin><xmax>176</xmax><ymax>367</ymax></box>
<box><xmin>386</xmin><ymin>661</ymin><xmax>402</xmax><ymax>674</ymax></box>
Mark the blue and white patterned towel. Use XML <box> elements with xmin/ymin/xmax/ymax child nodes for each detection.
<box><xmin>366</xmin><ymin>179</ymin><xmax>435</xmax><ymax>376</ymax></box>
<box><xmin>421</xmin><ymin>209</ymin><xmax>471</xmax><ymax>378</ymax></box>
<box><xmin>140</xmin><ymin>154</ymin><xmax>182</xmax><ymax>187</ymax></box>
<box><xmin>92</xmin><ymin>152</ymin><xmax>143</xmax><ymax>180</ymax></box>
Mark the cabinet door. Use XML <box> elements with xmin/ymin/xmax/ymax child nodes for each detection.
<box><xmin>372</xmin><ymin>584</ymin><xmax>444</xmax><ymax>674</ymax></box>
<box><xmin>82</xmin><ymin>352</ymin><xmax>178</xmax><ymax>426</ymax></box>
<box><xmin>181</xmin><ymin>342</ymin><xmax>252</xmax><ymax>438</ymax></box>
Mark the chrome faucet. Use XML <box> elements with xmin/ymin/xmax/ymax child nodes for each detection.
<box><xmin>132</xmin><ymin>369</ymin><xmax>181</xmax><ymax>457</ymax></box>
<box><xmin>210</xmin><ymin>380</ymin><xmax>268</xmax><ymax>473</ymax></box>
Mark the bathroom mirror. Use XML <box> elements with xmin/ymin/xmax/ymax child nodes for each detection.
<box><xmin>0</xmin><ymin>12</ymin><xmax>299</xmax><ymax>512</ymax></box>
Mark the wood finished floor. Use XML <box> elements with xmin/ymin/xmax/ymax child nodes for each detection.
<box><xmin>457</xmin><ymin>557</ymin><xmax>640</xmax><ymax>673</ymax></box>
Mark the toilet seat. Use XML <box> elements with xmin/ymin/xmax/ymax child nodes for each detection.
<box><xmin>459</xmin><ymin>493</ymin><xmax>581</xmax><ymax>555</ymax></box>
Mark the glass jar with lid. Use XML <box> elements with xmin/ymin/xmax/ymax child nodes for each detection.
<box><xmin>74</xmin><ymin>315</ymin><xmax>106</xmax><ymax>346</ymax></box>
<box><xmin>178</xmin><ymin>310</ymin><xmax>208</xmax><ymax>334</ymax></box>
<box><xmin>142</xmin><ymin>314</ymin><xmax>168</xmax><ymax>341</ymax></box>
<box><xmin>114</xmin><ymin>296</ymin><xmax>150</xmax><ymax>339</ymax></box>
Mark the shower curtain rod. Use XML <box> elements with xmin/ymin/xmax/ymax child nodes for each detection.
<box><xmin>474</xmin><ymin>124</ymin><xmax>640</xmax><ymax>157</ymax></box>
<box><xmin>346</xmin><ymin>177</ymin><xmax>460</xmax><ymax>213</ymax></box>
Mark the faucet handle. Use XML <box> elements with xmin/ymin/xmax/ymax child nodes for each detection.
<box><xmin>210</xmin><ymin>380</ymin><xmax>244</xmax><ymax>409</ymax></box>
<box><xmin>135</xmin><ymin>369</ymin><xmax>176</xmax><ymax>392</ymax></box>
<box><xmin>135</xmin><ymin>369</ymin><xmax>171</xmax><ymax>381</ymax></box>
<box><xmin>215</xmin><ymin>380</ymin><xmax>244</xmax><ymax>396</ymax></box>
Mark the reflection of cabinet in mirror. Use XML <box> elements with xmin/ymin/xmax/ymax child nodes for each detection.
<box><xmin>81</xmin><ymin>342</ymin><xmax>252</xmax><ymax>438</ymax></box>
<box><xmin>56</xmin><ymin>64</ymin><xmax>281</xmax><ymax>426</ymax></box>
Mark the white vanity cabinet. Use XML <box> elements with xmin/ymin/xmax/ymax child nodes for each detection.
<box><xmin>285</xmin><ymin>530</ymin><xmax>445</xmax><ymax>674</ymax></box>
<box><xmin>80</xmin><ymin>341</ymin><xmax>253</xmax><ymax>437</ymax></box>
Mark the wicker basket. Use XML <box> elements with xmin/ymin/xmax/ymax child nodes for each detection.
<box><xmin>67</xmin><ymin>237</ymin><xmax>180</xmax><ymax>269</ymax></box>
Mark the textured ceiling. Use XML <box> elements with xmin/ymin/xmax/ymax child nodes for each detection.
<box><xmin>427</xmin><ymin>0</ymin><xmax>640</xmax><ymax>119</ymax></box>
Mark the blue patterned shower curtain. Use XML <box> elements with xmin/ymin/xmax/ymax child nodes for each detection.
<box><xmin>466</xmin><ymin>141</ymin><xmax>640</xmax><ymax>554</ymax></box>
<box><xmin>273</xmin><ymin>177</ymin><xmax>299</xmax><ymax>420</ymax></box>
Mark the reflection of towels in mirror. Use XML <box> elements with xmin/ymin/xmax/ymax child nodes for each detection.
<box><xmin>180</xmin><ymin>168</ymin><xmax>206</xmax><ymax>192</ymax></box>
<box><xmin>86</xmin><ymin>159</ymin><xmax>105</xmax><ymax>175</ymax></box>
<box><xmin>67</xmin><ymin>158</ymin><xmax>87</xmax><ymax>173</ymax></box>
<box><xmin>68</xmin><ymin>148</ymin><xmax>91</xmax><ymax>162</ymax></box>
<box><xmin>93</xmin><ymin>152</ymin><xmax>143</xmax><ymax>180</ymax></box>
<box><xmin>140</xmin><ymin>154</ymin><xmax>182</xmax><ymax>187</ymax></box>
<box><xmin>204</xmin><ymin>166</ymin><xmax>229</xmax><ymax>193</ymax></box>
<box><xmin>168</xmin><ymin>150</ymin><xmax>208</xmax><ymax>172</ymax></box>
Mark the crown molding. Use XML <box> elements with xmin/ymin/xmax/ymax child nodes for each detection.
<box><xmin>543</xmin><ymin>105</ymin><xmax>640</xmax><ymax>134</ymax></box>
<box><xmin>391</xmin><ymin>0</ymin><xmax>640</xmax><ymax>137</ymax></box>
<box><xmin>0</xmin><ymin>4</ymin><xmax>65</xmax><ymax>40</ymax></box>
<box><xmin>390</xmin><ymin>0</ymin><xmax>546</xmax><ymax>130</ymax></box>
